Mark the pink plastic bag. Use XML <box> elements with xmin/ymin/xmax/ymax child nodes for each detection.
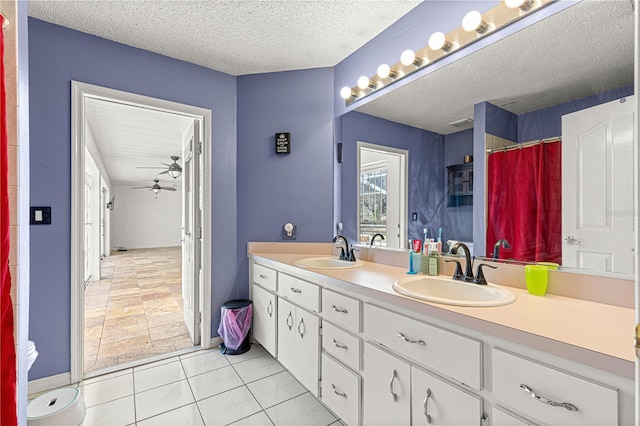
<box><xmin>217</xmin><ymin>304</ymin><xmax>253</xmax><ymax>350</ymax></box>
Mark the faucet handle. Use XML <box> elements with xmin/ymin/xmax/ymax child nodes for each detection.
<box><xmin>473</xmin><ymin>263</ymin><xmax>497</xmax><ymax>285</ymax></box>
<box><xmin>349</xmin><ymin>247</ymin><xmax>359</xmax><ymax>261</ymax></box>
<box><xmin>445</xmin><ymin>259</ymin><xmax>465</xmax><ymax>281</ymax></box>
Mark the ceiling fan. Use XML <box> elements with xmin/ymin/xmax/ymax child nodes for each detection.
<box><xmin>136</xmin><ymin>156</ymin><xmax>182</xmax><ymax>179</ymax></box>
<box><xmin>131</xmin><ymin>179</ymin><xmax>177</xmax><ymax>195</ymax></box>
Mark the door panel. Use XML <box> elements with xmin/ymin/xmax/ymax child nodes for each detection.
<box><xmin>562</xmin><ymin>96</ymin><xmax>635</xmax><ymax>274</ymax></box>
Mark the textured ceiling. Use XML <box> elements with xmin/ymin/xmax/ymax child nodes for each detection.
<box><xmin>356</xmin><ymin>0</ymin><xmax>635</xmax><ymax>135</ymax></box>
<box><xmin>28</xmin><ymin>0</ymin><xmax>421</xmax><ymax>76</ymax></box>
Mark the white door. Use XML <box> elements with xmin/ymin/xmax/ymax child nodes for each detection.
<box><xmin>182</xmin><ymin>120</ymin><xmax>201</xmax><ymax>345</ymax></box>
<box><xmin>358</xmin><ymin>143</ymin><xmax>407</xmax><ymax>248</ymax></box>
<box><xmin>562</xmin><ymin>96</ymin><xmax>635</xmax><ymax>274</ymax></box>
<box><xmin>251</xmin><ymin>283</ymin><xmax>277</xmax><ymax>357</ymax></box>
<box><xmin>363</xmin><ymin>343</ymin><xmax>411</xmax><ymax>426</ymax></box>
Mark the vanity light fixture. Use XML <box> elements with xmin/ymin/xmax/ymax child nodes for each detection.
<box><xmin>340</xmin><ymin>86</ymin><xmax>356</xmax><ymax>100</ymax></box>
<box><xmin>462</xmin><ymin>10</ymin><xmax>489</xmax><ymax>34</ymax></box>
<box><xmin>357</xmin><ymin>75</ymin><xmax>376</xmax><ymax>90</ymax></box>
<box><xmin>428</xmin><ymin>32</ymin><xmax>452</xmax><ymax>52</ymax></box>
<box><xmin>506</xmin><ymin>0</ymin><xmax>535</xmax><ymax>12</ymax></box>
<box><xmin>377</xmin><ymin>64</ymin><xmax>398</xmax><ymax>79</ymax></box>
<box><xmin>400</xmin><ymin>49</ymin><xmax>423</xmax><ymax>67</ymax></box>
<box><xmin>339</xmin><ymin>0</ymin><xmax>553</xmax><ymax>106</ymax></box>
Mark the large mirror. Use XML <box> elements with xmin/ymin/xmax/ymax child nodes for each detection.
<box><xmin>338</xmin><ymin>0</ymin><xmax>635</xmax><ymax>276</ymax></box>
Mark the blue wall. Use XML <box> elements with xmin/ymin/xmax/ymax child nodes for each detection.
<box><xmin>443</xmin><ymin>129</ymin><xmax>474</xmax><ymax>241</ymax></box>
<box><xmin>235</xmin><ymin>68</ymin><xmax>335</xmax><ymax>294</ymax></box>
<box><xmin>28</xmin><ymin>18</ymin><xmax>238</xmax><ymax>380</ymax></box>
<box><xmin>338</xmin><ymin>112</ymin><xmax>444</xmax><ymax>245</ymax></box>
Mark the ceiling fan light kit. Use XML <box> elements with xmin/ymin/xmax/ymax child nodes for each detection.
<box><xmin>136</xmin><ymin>156</ymin><xmax>183</xmax><ymax>179</ymax></box>
<box><xmin>131</xmin><ymin>178</ymin><xmax>177</xmax><ymax>196</ymax></box>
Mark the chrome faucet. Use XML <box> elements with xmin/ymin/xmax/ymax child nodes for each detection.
<box><xmin>369</xmin><ymin>233</ymin><xmax>385</xmax><ymax>247</ymax></box>
<box><xmin>333</xmin><ymin>235</ymin><xmax>357</xmax><ymax>261</ymax></box>
<box><xmin>450</xmin><ymin>242</ymin><xmax>474</xmax><ymax>282</ymax></box>
<box><xmin>493</xmin><ymin>239</ymin><xmax>511</xmax><ymax>259</ymax></box>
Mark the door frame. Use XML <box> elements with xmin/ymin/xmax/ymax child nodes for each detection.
<box><xmin>356</xmin><ymin>141</ymin><xmax>408</xmax><ymax>248</ymax></box>
<box><xmin>70</xmin><ymin>81</ymin><xmax>213</xmax><ymax>383</ymax></box>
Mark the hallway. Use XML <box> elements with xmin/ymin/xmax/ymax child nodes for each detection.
<box><xmin>84</xmin><ymin>247</ymin><xmax>194</xmax><ymax>374</ymax></box>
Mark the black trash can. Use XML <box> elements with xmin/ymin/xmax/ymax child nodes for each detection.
<box><xmin>218</xmin><ymin>299</ymin><xmax>253</xmax><ymax>355</ymax></box>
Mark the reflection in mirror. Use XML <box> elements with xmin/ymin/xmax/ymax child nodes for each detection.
<box><xmin>339</xmin><ymin>0</ymin><xmax>634</xmax><ymax>276</ymax></box>
<box><xmin>357</xmin><ymin>142</ymin><xmax>407</xmax><ymax>248</ymax></box>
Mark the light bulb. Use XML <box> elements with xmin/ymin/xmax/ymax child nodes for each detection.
<box><xmin>377</xmin><ymin>64</ymin><xmax>392</xmax><ymax>79</ymax></box>
<box><xmin>506</xmin><ymin>0</ymin><xmax>534</xmax><ymax>11</ymax></box>
<box><xmin>428</xmin><ymin>32</ymin><xmax>451</xmax><ymax>52</ymax></box>
<box><xmin>357</xmin><ymin>76</ymin><xmax>372</xmax><ymax>90</ymax></box>
<box><xmin>152</xmin><ymin>188</ymin><xmax>160</xmax><ymax>194</ymax></box>
<box><xmin>401</xmin><ymin>49</ymin><xmax>420</xmax><ymax>67</ymax></box>
<box><xmin>340</xmin><ymin>86</ymin><xmax>354</xmax><ymax>100</ymax></box>
<box><xmin>462</xmin><ymin>10</ymin><xmax>488</xmax><ymax>33</ymax></box>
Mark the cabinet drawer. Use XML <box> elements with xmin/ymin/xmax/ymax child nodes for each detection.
<box><xmin>491</xmin><ymin>406</ymin><xmax>532</xmax><ymax>426</ymax></box>
<box><xmin>279</xmin><ymin>273</ymin><xmax>320</xmax><ymax>312</ymax></box>
<box><xmin>322</xmin><ymin>289</ymin><xmax>360</xmax><ymax>333</ymax></box>
<box><xmin>252</xmin><ymin>263</ymin><xmax>277</xmax><ymax>292</ymax></box>
<box><xmin>321</xmin><ymin>353</ymin><xmax>361</xmax><ymax>426</ymax></box>
<box><xmin>411</xmin><ymin>365</ymin><xmax>482</xmax><ymax>426</ymax></box>
<box><xmin>322</xmin><ymin>321</ymin><xmax>361</xmax><ymax>371</ymax></box>
<box><xmin>492</xmin><ymin>348</ymin><xmax>618</xmax><ymax>425</ymax></box>
<box><xmin>364</xmin><ymin>304</ymin><xmax>481</xmax><ymax>390</ymax></box>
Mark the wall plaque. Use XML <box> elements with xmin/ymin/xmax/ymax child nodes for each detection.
<box><xmin>275</xmin><ymin>132</ymin><xmax>291</xmax><ymax>154</ymax></box>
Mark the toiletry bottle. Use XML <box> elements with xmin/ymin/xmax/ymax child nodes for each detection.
<box><xmin>428</xmin><ymin>243</ymin><xmax>439</xmax><ymax>276</ymax></box>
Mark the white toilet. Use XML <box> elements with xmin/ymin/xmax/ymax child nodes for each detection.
<box><xmin>26</xmin><ymin>341</ymin><xmax>86</xmax><ymax>425</ymax></box>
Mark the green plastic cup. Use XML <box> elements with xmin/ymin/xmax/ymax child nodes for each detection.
<box><xmin>525</xmin><ymin>265</ymin><xmax>548</xmax><ymax>296</ymax></box>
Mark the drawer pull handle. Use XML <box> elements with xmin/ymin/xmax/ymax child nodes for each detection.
<box><xmin>331</xmin><ymin>305</ymin><xmax>348</xmax><ymax>314</ymax></box>
<box><xmin>298</xmin><ymin>318</ymin><xmax>305</xmax><ymax>337</ymax></box>
<box><xmin>259</xmin><ymin>274</ymin><xmax>268</xmax><ymax>280</ymax></box>
<box><xmin>267</xmin><ymin>300</ymin><xmax>273</xmax><ymax>317</ymax></box>
<box><xmin>397</xmin><ymin>332</ymin><xmax>426</xmax><ymax>346</ymax></box>
<box><xmin>423</xmin><ymin>388</ymin><xmax>432</xmax><ymax>424</ymax></box>
<box><xmin>290</xmin><ymin>287</ymin><xmax>302</xmax><ymax>294</ymax></box>
<box><xmin>331</xmin><ymin>384</ymin><xmax>347</xmax><ymax>398</ymax></box>
<box><xmin>331</xmin><ymin>338</ymin><xmax>348</xmax><ymax>350</ymax></box>
<box><xmin>519</xmin><ymin>384</ymin><xmax>579</xmax><ymax>412</ymax></box>
<box><xmin>389</xmin><ymin>369</ymin><xmax>398</xmax><ymax>402</ymax></box>
<box><xmin>286</xmin><ymin>311</ymin><xmax>293</xmax><ymax>330</ymax></box>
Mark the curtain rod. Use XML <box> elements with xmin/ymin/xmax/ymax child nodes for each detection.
<box><xmin>1</xmin><ymin>13</ymin><xmax>8</xmax><ymax>29</ymax></box>
<box><xmin>486</xmin><ymin>136</ymin><xmax>561</xmax><ymax>154</ymax></box>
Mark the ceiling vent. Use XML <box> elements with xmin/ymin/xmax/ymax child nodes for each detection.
<box><xmin>449</xmin><ymin>118</ymin><xmax>474</xmax><ymax>128</ymax></box>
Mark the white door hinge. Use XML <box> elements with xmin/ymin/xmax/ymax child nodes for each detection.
<box><xmin>635</xmin><ymin>324</ymin><xmax>640</xmax><ymax>358</ymax></box>
<box><xmin>198</xmin><ymin>141</ymin><xmax>203</xmax><ymax>154</ymax></box>
<box><xmin>480</xmin><ymin>412</ymin><xmax>489</xmax><ymax>426</ymax></box>
<box><xmin>198</xmin><ymin>312</ymin><xmax>202</xmax><ymax>324</ymax></box>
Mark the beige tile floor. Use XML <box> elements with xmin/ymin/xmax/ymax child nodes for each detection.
<box><xmin>84</xmin><ymin>247</ymin><xmax>195</xmax><ymax>374</ymax></box>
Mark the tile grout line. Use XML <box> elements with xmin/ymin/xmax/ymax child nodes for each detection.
<box><xmin>178</xmin><ymin>352</ymin><xmax>207</xmax><ymax>425</ymax></box>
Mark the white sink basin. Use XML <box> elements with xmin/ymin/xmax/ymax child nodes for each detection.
<box><xmin>294</xmin><ymin>256</ymin><xmax>363</xmax><ymax>269</ymax></box>
<box><xmin>392</xmin><ymin>275</ymin><xmax>516</xmax><ymax>307</ymax></box>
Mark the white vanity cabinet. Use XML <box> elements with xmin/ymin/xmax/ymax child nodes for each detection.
<box><xmin>250</xmin><ymin>263</ymin><xmax>278</xmax><ymax>357</ymax></box>
<box><xmin>277</xmin><ymin>297</ymin><xmax>320</xmax><ymax>396</ymax></box>
<box><xmin>363</xmin><ymin>343</ymin><xmax>411</xmax><ymax>426</ymax></box>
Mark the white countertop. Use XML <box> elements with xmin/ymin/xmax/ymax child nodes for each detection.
<box><xmin>250</xmin><ymin>252</ymin><xmax>635</xmax><ymax>379</ymax></box>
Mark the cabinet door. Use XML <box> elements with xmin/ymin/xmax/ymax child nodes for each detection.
<box><xmin>294</xmin><ymin>307</ymin><xmax>320</xmax><ymax>396</ymax></box>
<box><xmin>411</xmin><ymin>366</ymin><xmax>482</xmax><ymax>426</ymax></box>
<box><xmin>251</xmin><ymin>284</ymin><xmax>277</xmax><ymax>357</ymax></box>
<box><xmin>363</xmin><ymin>343</ymin><xmax>410</xmax><ymax>426</ymax></box>
<box><xmin>277</xmin><ymin>297</ymin><xmax>296</xmax><ymax>373</ymax></box>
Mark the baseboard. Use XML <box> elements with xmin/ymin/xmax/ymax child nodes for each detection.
<box><xmin>28</xmin><ymin>372</ymin><xmax>72</xmax><ymax>396</ymax></box>
<box><xmin>210</xmin><ymin>336</ymin><xmax>222</xmax><ymax>348</ymax></box>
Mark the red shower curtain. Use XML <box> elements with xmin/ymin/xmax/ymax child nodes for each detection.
<box><xmin>1</xmin><ymin>13</ymin><xmax>18</xmax><ymax>426</ymax></box>
<box><xmin>486</xmin><ymin>140</ymin><xmax>562</xmax><ymax>264</ymax></box>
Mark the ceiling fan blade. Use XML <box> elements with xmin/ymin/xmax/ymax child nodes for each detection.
<box><xmin>160</xmin><ymin>163</ymin><xmax>172</xmax><ymax>167</ymax></box>
<box><xmin>159</xmin><ymin>187</ymin><xmax>177</xmax><ymax>191</ymax></box>
<box><xmin>136</xmin><ymin>166</ymin><xmax>166</xmax><ymax>169</ymax></box>
<box><xmin>158</xmin><ymin>170</ymin><xmax>170</xmax><ymax>174</ymax></box>
<box><xmin>131</xmin><ymin>186</ymin><xmax>151</xmax><ymax>189</ymax></box>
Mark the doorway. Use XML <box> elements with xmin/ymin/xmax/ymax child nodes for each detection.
<box><xmin>357</xmin><ymin>142</ymin><xmax>408</xmax><ymax>248</ymax></box>
<box><xmin>71</xmin><ymin>82</ymin><xmax>212</xmax><ymax>382</ymax></box>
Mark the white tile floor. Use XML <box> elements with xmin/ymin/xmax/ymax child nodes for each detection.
<box><xmin>71</xmin><ymin>344</ymin><xmax>344</xmax><ymax>426</ymax></box>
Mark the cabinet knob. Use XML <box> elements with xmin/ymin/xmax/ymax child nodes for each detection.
<box><xmin>259</xmin><ymin>274</ymin><xmax>268</xmax><ymax>280</ymax></box>
<box><xmin>267</xmin><ymin>300</ymin><xmax>273</xmax><ymax>317</ymax></box>
<box><xmin>297</xmin><ymin>318</ymin><xmax>305</xmax><ymax>337</ymax></box>
<box><xmin>286</xmin><ymin>311</ymin><xmax>293</xmax><ymax>330</ymax></box>
<box><xmin>397</xmin><ymin>332</ymin><xmax>426</xmax><ymax>346</ymax></box>
<box><xmin>423</xmin><ymin>388</ymin><xmax>432</xmax><ymax>424</ymax></box>
<box><xmin>389</xmin><ymin>369</ymin><xmax>398</xmax><ymax>402</ymax></box>
<box><xmin>331</xmin><ymin>384</ymin><xmax>347</xmax><ymax>398</ymax></box>
<box><xmin>331</xmin><ymin>305</ymin><xmax>348</xmax><ymax>314</ymax></box>
<box><xmin>331</xmin><ymin>338</ymin><xmax>348</xmax><ymax>350</ymax></box>
<box><xmin>290</xmin><ymin>287</ymin><xmax>302</xmax><ymax>294</ymax></box>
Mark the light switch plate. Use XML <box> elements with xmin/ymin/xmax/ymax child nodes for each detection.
<box><xmin>30</xmin><ymin>206</ymin><xmax>52</xmax><ymax>225</ymax></box>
